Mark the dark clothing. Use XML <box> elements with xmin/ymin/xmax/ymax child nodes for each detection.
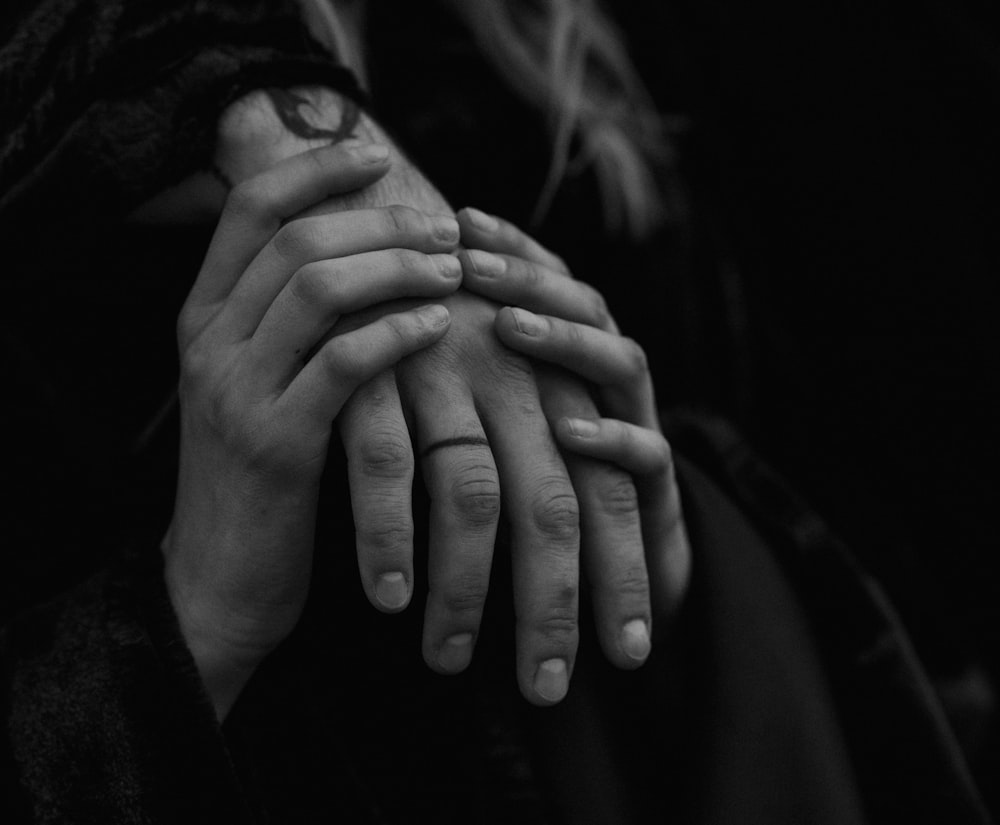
<box><xmin>0</xmin><ymin>0</ymin><xmax>994</xmax><ymax>822</ymax></box>
<box><xmin>2</xmin><ymin>416</ymin><xmax>992</xmax><ymax>824</ymax></box>
<box><xmin>615</xmin><ymin>0</ymin><xmax>1000</xmax><ymax>677</ymax></box>
<box><xmin>3</xmin><ymin>427</ymin><xmax>990</xmax><ymax>824</ymax></box>
<box><xmin>0</xmin><ymin>0</ymin><xmax>360</xmax><ymax>223</ymax></box>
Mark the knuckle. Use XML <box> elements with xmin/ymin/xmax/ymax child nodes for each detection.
<box><xmin>225</xmin><ymin>178</ymin><xmax>268</xmax><ymax>219</ymax></box>
<box><xmin>622</xmin><ymin>337</ymin><xmax>649</xmax><ymax>377</ymax></box>
<box><xmin>203</xmin><ymin>396</ymin><xmax>282</xmax><ymax>471</ymax></box>
<box><xmin>176</xmin><ymin>306</ymin><xmax>202</xmax><ymax>347</ymax></box>
<box><xmin>599</xmin><ymin>473</ymin><xmax>640</xmax><ymax>518</ymax></box>
<box><xmin>531</xmin><ymin>488</ymin><xmax>580</xmax><ymax>543</ymax></box>
<box><xmin>487</xmin><ymin>348</ymin><xmax>536</xmax><ymax>387</ymax></box>
<box><xmin>517</xmin><ymin>257</ymin><xmax>542</xmax><ymax>287</ymax></box>
<box><xmin>178</xmin><ymin>340</ymin><xmax>211</xmax><ymax>387</ymax></box>
<box><xmin>319</xmin><ymin>340</ymin><xmax>364</xmax><ymax>384</ymax></box>
<box><xmin>381</xmin><ymin>313</ymin><xmax>414</xmax><ymax>347</ymax></box>
<box><xmin>357</xmin><ymin>516</ymin><xmax>413</xmax><ymax>553</ymax></box>
<box><xmin>204</xmin><ymin>387</ymin><xmax>237</xmax><ymax>434</ymax></box>
<box><xmin>450</xmin><ymin>466</ymin><xmax>502</xmax><ymax>527</ymax></box>
<box><xmin>355</xmin><ymin>434</ymin><xmax>414</xmax><ymax>480</ymax></box>
<box><xmin>658</xmin><ymin>437</ymin><xmax>674</xmax><ymax>472</ymax></box>
<box><xmin>533</xmin><ymin>593</ymin><xmax>579</xmax><ymax>642</ymax></box>
<box><xmin>272</xmin><ymin>219</ymin><xmax>320</xmax><ymax>262</ymax></box>
<box><xmin>292</xmin><ymin>262</ymin><xmax>339</xmax><ymax>306</ymax></box>
<box><xmin>439</xmin><ymin>572</ymin><xmax>490</xmax><ymax>616</ymax></box>
<box><xmin>389</xmin><ymin>247</ymin><xmax>426</xmax><ymax>273</ymax></box>
<box><xmin>564</xmin><ymin>320</ymin><xmax>587</xmax><ymax>350</ymax></box>
<box><xmin>383</xmin><ymin>204</ymin><xmax>419</xmax><ymax>236</ymax></box>
<box><xmin>585</xmin><ymin>285</ymin><xmax>612</xmax><ymax>327</ymax></box>
<box><xmin>611</xmin><ymin>564</ymin><xmax>651</xmax><ymax>600</ymax></box>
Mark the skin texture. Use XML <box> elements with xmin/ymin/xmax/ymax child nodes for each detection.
<box><xmin>165</xmin><ymin>83</ymin><xmax>653</xmax><ymax>710</ymax></box>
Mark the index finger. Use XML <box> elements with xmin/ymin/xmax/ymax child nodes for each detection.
<box><xmin>338</xmin><ymin>370</ymin><xmax>417</xmax><ymax>613</ymax></box>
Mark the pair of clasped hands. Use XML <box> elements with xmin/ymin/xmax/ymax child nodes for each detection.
<box><xmin>162</xmin><ymin>138</ymin><xmax>691</xmax><ymax>718</ymax></box>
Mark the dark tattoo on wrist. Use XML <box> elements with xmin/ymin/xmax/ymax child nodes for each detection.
<box><xmin>264</xmin><ymin>87</ymin><xmax>360</xmax><ymax>143</ymax></box>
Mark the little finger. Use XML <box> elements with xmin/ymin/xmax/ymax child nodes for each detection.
<box><xmin>557</xmin><ymin>416</ymin><xmax>691</xmax><ymax>619</ymax></box>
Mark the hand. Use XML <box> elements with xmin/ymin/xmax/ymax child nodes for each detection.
<box><xmin>456</xmin><ymin>209</ymin><xmax>691</xmax><ymax>621</ymax></box>
<box><xmin>209</xmin><ymin>86</ymin><xmax>651</xmax><ymax>706</ymax></box>
<box><xmin>162</xmin><ymin>142</ymin><xmax>463</xmax><ymax>718</ymax></box>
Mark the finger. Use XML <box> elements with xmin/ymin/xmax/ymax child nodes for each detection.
<box><xmin>555</xmin><ymin>417</ymin><xmax>672</xmax><ymax>476</ymax></box>
<box><xmin>536</xmin><ymin>369</ymin><xmax>652</xmax><ymax>672</ymax></box>
<box><xmin>190</xmin><ymin>141</ymin><xmax>392</xmax><ymax>310</ymax></box>
<box><xmin>496</xmin><ymin>307</ymin><xmax>658</xmax><ymax>429</ymax></box>
<box><xmin>217</xmin><ymin>207</ymin><xmax>460</xmax><ymax>341</ymax></box>
<box><xmin>338</xmin><ymin>373</ymin><xmax>417</xmax><ymax>614</ymax></box>
<box><xmin>556</xmin><ymin>416</ymin><xmax>691</xmax><ymax>620</ymax></box>
<box><xmin>476</xmin><ymin>357</ymin><xmax>581</xmax><ymax>705</ymax></box>
<box><xmin>284</xmin><ymin>305</ymin><xmax>450</xmax><ymax>428</ymax></box>
<box><xmin>458</xmin><ymin>249</ymin><xmax>616</xmax><ymax>332</ymax></box>
<box><xmin>406</xmin><ymin>383</ymin><xmax>500</xmax><ymax>676</ymax></box>
<box><xmin>249</xmin><ymin>250</ymin><xmax>461</xmax><ymax>388</ymax></box>
<box><xmin>456</xmin><ymin>207</ymin><xmax>569</xmax><ymax>274</ymax></box>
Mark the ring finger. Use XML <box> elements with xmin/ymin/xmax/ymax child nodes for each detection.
<box><xmin>407</xmin><ymin>383</ymin><xmax>501</xmax><ymax>675</ymax></box>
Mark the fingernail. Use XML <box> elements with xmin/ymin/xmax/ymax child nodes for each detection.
<box><xmin>510</xmin><ymin>307</ymin><xmax>548</xmax><ymax>336</ymax></box>
<box><xmin>566</xmin><ymin>417</ymin><xmax>599</xmax><ymax>438</ymax></box>
<box><xmin>534</xmin><ymin>658</ymin><xmax>569</xmax><ymax>703</ymax></box>
<box><xmin>356</xmin><ymin>143</ymin><xmax>390</xmax><ymax>164</ymax></box>
<box><xmin>464</xmin><ymin>207</ymin><xmax>499</xmax><ymax>232</ymax></box>
<box><xmin>437</xmin><ymin>633</ymin><xmax>474</xmax><ymax>672</ymax></box>
<box><xmin>466</xmin><ymin>249</ymin><xmax>507</xmax><ymax>278</ymax></box>
<box><xmin>434</xmin><ymin>254</ymin><xmax>462</xmax><ymax>279</ymax></box>
<box><xmin>375</xmin><ymin>572</ymin><xmax>409</xmax><ymax>610</ymax></box>
<box><xmin>432</xmin><ymin>216</ymin><xmax>460</xmax><ymax>244</ymax></box>
<box><xmin>416</xmin><ymin>304</ymin><xmax>450</xmax><ymax>328</ymax></box>
<box><xmin>621</xmin><ymin>619</ymin><xmax>651</xmax><ymax>661</ymax></box>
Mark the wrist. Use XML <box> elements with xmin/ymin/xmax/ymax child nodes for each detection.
<box><xmin>164</xmin><ymin>553</ymin><xmax>273</xmax><ymax>720</ymax></box>
<box><xmin>215</xmin><ymin>85</ymin><xmax>374</xmax><ymax>183</ymax></box>
<box><xmin>214</xmin><ymin>85</ymin><xmax>454</xmax><ymax>219</ymax></box>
